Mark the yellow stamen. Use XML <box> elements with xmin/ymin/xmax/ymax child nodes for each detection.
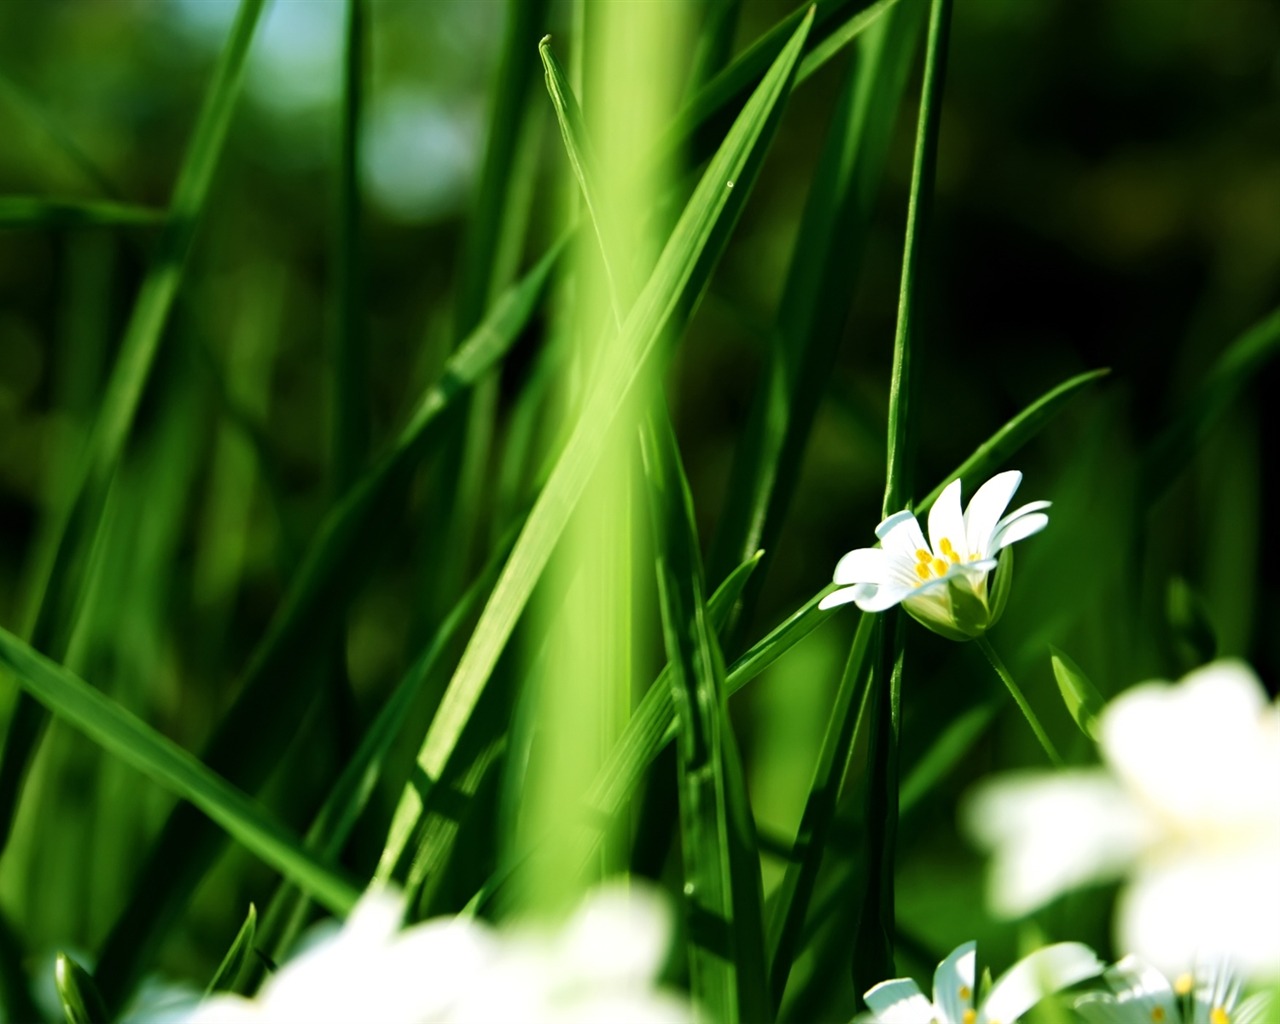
<box><xmin>1151</xmin><ymin>1009</ymin><xmax>1166</xmax><ymax>1023</ymax></box>
<box><xmin>931</xmin><ymin>557</ymin><xmax>949</xmax><ymax>576</ymax></box>
<box><xmin>915</xmin><ymin>562</ymin><xmax>931</xmax><ymax>580</ymax></box>
<box><xmin>916</xmin><ymin>549</ymin><xmax>932</xmax><ymax>562</ymax></box>
<box><xmin>1210</xmin><ymin>1008</ymin><xmax>1230</xmax><ymax>1024</ymax></box>
<box><xmin>1174</xmin><ymin>974</ymin><xmax>1194</xmax><ymax>996</ymax></box>
<box><xmin>958</xmin><ymin>985</ymin><xmax>971</xmax><ymax>1002</ymax></box>
<box><xmin>940</xmin><ymin>537</ymin><xmax>961</xmax><ymax>563</ymax></box>
<box><xmin>962</xmin><ymin>1010</ymin><xmax>977</xmax><ymax>1024</ymax></box>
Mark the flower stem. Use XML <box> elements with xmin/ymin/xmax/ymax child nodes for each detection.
<box><xmin>975</xmin><ymin>636</ymin><xmax>1063</xmax><ymax>766</ymax></box>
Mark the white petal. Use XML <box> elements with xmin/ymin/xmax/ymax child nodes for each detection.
<box><xmin>834</xmin><ymin>547</ymin><xmax>891</xmax><ymax>585</ymax></box>
<box><xmin>557</xmin><ymin>880</ymin><xmax>672</xmax><ymax>987</ymax></box>
<box><xmin>1082</xmin><ymin>955</ymin><xmax>1177</xmax><ymax>1024</ymax></box>
<box><xmin>878</xmin><ymin>510</ymin><xmax>929</xmax><ymax>560</ymax></box>
<box><xmin>863</xmin><ymin>978</ymin><xmax>935</xmax><ymax>1023</ymax></box>
<box><xmin>981</xmin><ymin>943</ymin><xmax>1104</xmax><ymax>1024</ymax></box>
<box><xmin>854</xmin><ymin>582</ymin><xmax>913</xmax><ymax>613</ymax></box>
<box><xmin>932</xmin><ymin>942</ymin><xmax>977</xmax><ymax>1023</ymax></box>
<box><xmin>1117</xmin><ymin>843</ymin><xmax>1280</xmax><ymax>982</ymax></box>
<box><xmin>1071</xmin><ymin>993</ymin><xmax>1134</xmax><ymax>1024</ymax></box>
<box><xmin>1099</xmin><ymin>660</ymin><xmax>1278</xmax><ymax>830</ymax></box>
<box><xmin>963</xmin><ymin>471</ymin><xmax>1022</xmax><ymax>555</ymax></box>
<box><xmin>818</xmin><ymin>586</ymin><xmax>863</xmax><ymax>611</ymax></box>
<box><xmin>989</xmin><ymin>512</ymin><xmax>1049</xmax><ymax>553</ymax></box>
<box><xmin>996</xmin><ymin>499</ymin><xmax>1051</xmax><ymax>529</ymax></box>
<box><xmin>963</xmin><ymin>771</ymin><xmax>1154</xmax><ymax>916</ymax></box>
<box><xmin>928</xmin><ymin>480</ymin><xmax>968</xmax><ymax>559</ymax></box>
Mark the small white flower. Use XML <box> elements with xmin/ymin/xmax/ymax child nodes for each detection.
<box><xmin>1074</xmin><ymin>956</ymin><xmax>1275</xmax><ymax>1024</ymax></box>
<box><xmin>183</xmin><ymin>881</ymin><xmax>695</xmax><ymax>1023</ymax></box>
<box><xmin>859</xmin><ymin>939</ymin><xmax>1103</xmax><ymax>1023</ymax></box>
<box><xmin>819</xmin><ymin>471</ymin><xmax>1049</xmax><ymax>641</ymax></box>
<box><xmin>964</xmin><ymin>660</ymin><xmax>1280</xmax><ymax>981</ymax></box>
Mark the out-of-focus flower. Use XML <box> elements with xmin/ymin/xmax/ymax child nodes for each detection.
<box><xmin>1074</xmin><ymin>956</ymin><xmax>1274</xmax><ymax>1024</ymax></box>
<box><xmin>183</xmin><ymin>881</ymin><xmax>695</xmax><ymax>1023</ymax></box>
<box><xmin>819</xmin><ymin>471</ymin><xmax>1049</xmax><ymax>641</ymax></box>
<box><xmin>859</xmin><ymin>939</ymin><xmax>1103</xmax><ymax>1023</ymax></box>
<box><xmin>964</xmin><ymin>660</ymin><xmax>1280</xmax><ymax>981</ymax></box>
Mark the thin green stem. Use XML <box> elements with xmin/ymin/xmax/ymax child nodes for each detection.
<box><xmin>976</xmin><ymin>635</ymin><xmax>1063</xmax><ymax>766</ymax></box>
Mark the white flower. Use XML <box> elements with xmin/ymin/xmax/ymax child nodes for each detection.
<box><xmin>1074</xmin><ymin>956</ymin><xmax>1275</xmax><ymax>1024</ymax></box>
<box><xmin>859</xmin><ymin>939</ymin><xmax>1103</xmax><ymax>1023</ymax></box>
<box><xmin>819</xmin><ymin>471</ymin><xmax>1049</xmax><ymax>641</ymax></box>
<box><xmin>183</xmin><ymin>881</ymin><xmax>695</xmax><ymax>1023</ymax></box>
<box><xmin>964</xmin><ymin>660</ymin><xmax>1280</xmax><ymax>981</ymax></box>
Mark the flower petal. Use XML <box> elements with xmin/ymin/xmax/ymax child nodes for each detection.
<box><xmin>818</xmin><ymin>586</ymin><xmax>862</xmax><ymax>611</ymax></box>
<box><xmin>558</xmin><ymin>881</ymin><xmax>673</xmax><ymax>987</ymax></box>
<box><xmin>962</xmin><ymin>770</ymin><xmax>1153</xmax><ymax>916</ymax></box>
<box><xmin>928</xmin><ymin>480</ymin><xmax>968</xmax><ymax>559</ymax></box>
<box><xmin>933</xmin><ymin>942</ymin><xmax>977</xmax><ymax>1023</ymax></box>
<box><xmin>981</xmin><ymin>942</ymin><xmax>1104</xmax><ymax>1024</ymax></box>
<box><xmin>854</xmin><ymin>582</ymin><xmax>913</xmax><ymax>613</ymax></box>
<box><xmin>963</xmin><ymin>471</ymin><xmax>1022</xmax><ymax>555</ymax></box>
<box><xmin>863</xmin><ymin>978</ymin><xmax>935</xmax><ymax>1023</ymax></box>
<box><xmin>1077</xmin><ymin>955</ymin><xmax>1177</xmax><ymax>1024</ymax></box>
<box><xmin>989</xmin><ymin>512</ymin><xmax>1049</xmax><ymax>553</ymax></box>
<box><xmin>878</xmin><ymin>509</ymin><xmax>929</xmax><ymax>560</ymax></box>
<box><xmin>834</xmin><ymin>547</ymin><xmax>890</xmax><ymax>585</ymax></box>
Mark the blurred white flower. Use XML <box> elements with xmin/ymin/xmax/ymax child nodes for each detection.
<box><xmin>859</xmin><ymin>939</ymin><xmax>1103</xmax><ymax>1023</ymax></box>
<box><xmin>1074</xmin><ymin>955</ymin><xmax>1274</xmax><ymax>1024</ymax></box>
<box><xmin>964</xmin><ymin>660</ymin><xmax>1280</xmax><ymax>980</ymax></box>
<box><xmin>819</xmin><ymin>471</ymin><xmax>1049</xmax><ymax>641</ymax></box>
<box><xmin>184</xmin><ymin>881</ymin><xmax>694</xmax><ymax>1023</ymax></box>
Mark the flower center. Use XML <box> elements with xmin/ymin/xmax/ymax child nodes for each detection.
<box><xmin>962</xmin><ymin>1009</ymin><xmax>977</xmax><ymax>1024</ymax></box>
<box><xmin>913</xmin><ymin>537</ymin><xmax>975</xmax><ymax>585</ymax></box>
<box><xmin>1210</xmin><ymin>1008</ymin><xmax>1230</xmax><ymax>1024</ymax></box>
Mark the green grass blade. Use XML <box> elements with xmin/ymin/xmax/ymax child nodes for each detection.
<box><xmin>641</xmin><ymin>410</ymin><xmax>769</xmax><ymax>1023</ymax></box>
<box><xmin>1049</xmin><ymin>645</ymin><xmax>1105</xmax><ymax>741</ymax></box>
<box><xmin>376</xmin><ymin>10</ymin><xmax>814</xmax><ymax>881</ymax></box>
<box><xmin>0</xmin><ymin>628</ymin><xmax>359</xmax><ymax>915</ymax></box>
<box><xmin>205</xmin><ymin>904</ymin><xmax>256</xmax><ymax>995</ymax></box>
<box><xmin>709</xmin><ymin>0</ymin><xmax>926</xmax><ymax>643</ymax></box>
<box><xmin>331</xmin><ymin>0</ymin><xmax>369</xmax><ymax>491</ymax></box>
<box><xmin>0</xmin><ymin>198</ymin><xmax>166</xmax><ymax>228</ymax></box>
<box><xmin>92</xmin><ymin>241</ymin><xmax>560</xmax><ymax>1010</ymax></box>
<box><xmin>0</xmin><ymin>0</ymin><xmax>267</xmax><ymax>858</ymax></box>
<box><xmin>56</xmin><ymin>952</ymin><xmax>107</xmax><ymax>1024</ymax></box>
<box><xmin>853</xmin><ymin>0</ymin><xmax>953</xmax><ymax>996</ymax></box>
<box><xmin>766</xmin><ymin>612</ymin><xmax>874</xmax><ymax>1008</ymax></box>
<box><xmin>898</xmin><ymin>699</ymin><xmax>998</xmax><ymax>816</ymax></box>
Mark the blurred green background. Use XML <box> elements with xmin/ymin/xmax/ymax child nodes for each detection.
<box><xmin>1</xmin><ymin>0</ymin><xmax>1277</xmax><ymax>1016</ymax></box>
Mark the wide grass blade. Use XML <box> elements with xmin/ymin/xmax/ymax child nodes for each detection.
<box><xmin>641</xmin><ymin>411</ymin><xmax>769</xmax><ymax>1023</ymax></box>
<box><xmin>0</xmin><ymin>628</ymin><xmax>359</xmax><ymax>915</ymax></box>
<box><xmin>92</xmin><ymin>241</ymin><xmax>560</xmax><ymax>1010</ymax></box>
<box><xmin>376</xmin><ymin>10</ymin><xmax>815</xmax><ymax>881</ymax></box>
<box><xmin>709</xmin><ymin>0</ymin><xmax>927</xmax><ymax>646</ymax></box>
<box><xmin>0</xmin><ymin>0</ymin><xmax>267</xmax><ymax>857</ymax></box>
<box><xmin>0</xmin><ymin>198</ymin><xmax>165</xmax><ymax>228</ymax></box>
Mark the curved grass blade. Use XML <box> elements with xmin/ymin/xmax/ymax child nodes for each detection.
<box><xmin>641</xmin><ymin>411</ymin><xmax>769</xmax><ymax>1023</ymax></box>
<box><xmin>206</xmin><ymin>904</ymin><xmax>256</xmax><ymax>995</ymax></box>
<box><xmin>93</xmin><ymin>240</ymin><xmax>561</xmax><ymax>1010</ymax></box>
<box><xmin>0</xmin><ymin>0</ymin><xmax>268</xmax><ymax>858</ymax></box>
<box><xmin>852</xmin><ymin>0</ymin><xmax>953</xmax><ymax>996</ymax></box>
<box><xmin>0</xmin><ymin>628</ymin><xmax>359</xmax><ymax>915</ymax></box>
<box><xmin>375</xmin><ymin>10</ymin><xmax>815</xmax><ymax>882</ymax></box>
<box><xmin>0</xmin><ymin>198</ymin><xmax>166</xmax><ymax>228</ymax></box>
<box><xmin>56</xmin><ymin>952</ymin><xmax>107</xmax><ymax>1024</ymax></box>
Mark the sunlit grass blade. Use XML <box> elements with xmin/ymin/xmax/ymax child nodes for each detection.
<box><xmin>0</xmin><ymin>627</ymin><xmax>359</xmax><ymax>915</ymax></box>
<box><xmin>0</xmin><ymin>198</ymin><xmax>166</xmax><ymax>227</ymax></box>
<box><xmin>206</xmin><ymin>904</ymin><xmax>256</xmax><ymax>995</ymax></box>
<box><xmin>767</xmin><ymin>612</ymin><xmax>873</xmax><ymax>1008</ymax></box>
<box><xmin>853</xmin><ymin>0</ymin><xmax>952</xmax><ymax>997</ymax></box>
<box><xmin>641</xmin><ymin>411</ymin><xmax>769</xmax><ymax>1023</ymax></box>
<box><xmin>0</xmin><ymin>0</ymin><xmax>267</xmax><ymax>858</ymax></box>
<box><xmin>709</xmin><ymin>0</ymin><xmax>926</xmax><ymax>646</ymax></box>
<box><xmin>92</xmin><ymin>241</ymin><xmax>560</xmax><ymax>1010</ymax></box>
<box><xmin>376</xmin><ymin>10</ymin><xmax>814</xmax><ymax>882</ymax></box>
<box><xmin>56</xmin><ymin>952</ymin><xmax>107</xmax><ymax>1024</ymax></box>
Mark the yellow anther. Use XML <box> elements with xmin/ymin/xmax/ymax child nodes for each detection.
<box><xmin>931</xmin><ymin>557</ymin><xmax>949</xmax><ymax>576</ymax></box>
<box><xmin>1151</xmin><ymin>1008</ymin><xmax>1166</xmax><ymax>1023</ymax></box>
<box><xmin>940</xmin><ymin>537</ymin><xmax>961</xmax><ymax>562</ymax></box>
<box><xmin>1174</xmin><ymin>974</ymin><xmax>1194</xmax><ymax>996</ymax></box>
<box><xmin>916</xmin><ymin>562</ymin><xmax>932</xmax><ymax>580</ymax></box>
<box><xmin>1210</xmin><ymin>1008</ymin><xmax>1230</xmax><ymax>1024</ymax></box>
<box><xmin>962</xmin><ymin>1010</ymin><xmax>977</xmax><ymax>1024</ymax></box>
<box><xmin>958</xmin><ymin>985</ymin><xmax>972</xmax><ymax>1002</ymax></box>
<box><xmin>969</xmin><ymin>553</ymin><xmax>980</xmax><ymax>561</ymax></box>
<box><xmin>916</xmin><ymin>549</ymin><xmax>932</xmax><ymax>562</ymax></box>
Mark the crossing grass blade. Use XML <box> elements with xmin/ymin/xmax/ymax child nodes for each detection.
<box><xmin>92</xmin><ymin>241</ymin><xmax>560</xmax><ymax>1011</ymax></box>
<box><xmin>0</xmin><ymin>0</ymin><xmax>267</xmax><ymax>859</ymax></box>
<box><xmin>709</xmin><ymin>0</ymin><xmax>927</xmax><ymax>647</ymax></box>
<box><xmin>641</xmin><ymin>410</ymin><xmax>769</xmax><ymax>1024</ymax></box>
<box><xmin>375</xmin><ymin>10</ymin><xmax>815</xmax><ymax>882</ymax></box>
<box><xmin>0</xmin><ymin>198</ymin><xmax>166</xmax><ymax>227</ymax></box>
<box><xmin>0</xmin><ymin>628</ymin><xmax>359</xmax><ymax>915</ymax></box>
